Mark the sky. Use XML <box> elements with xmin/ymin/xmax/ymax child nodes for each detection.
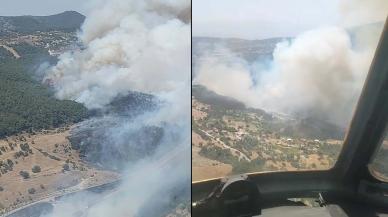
<box><xmin>0</xmin><ymin>0</ymin><xmax>384</xmax><ymax>39</ymax></box>
<box><xmin>0</xmin><ymin>0</ymin><xmax>87</xmax><ymax>16</ymax></box>
<box><xmin>193</xmin><ymin>0</ymin><xmax>341</xmax><ymax>39</ymax></box>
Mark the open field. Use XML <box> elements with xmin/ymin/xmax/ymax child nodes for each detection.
<box><xmin>0</xmin><ymin>125</ymin><xmax>119</xmax><ymax>211</ymax></box>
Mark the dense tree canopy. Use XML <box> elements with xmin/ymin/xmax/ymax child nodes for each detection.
<box><xmin>0</xmin><ymin>44</ymin><xmax>88</xmax><ymax>138</ymax></box>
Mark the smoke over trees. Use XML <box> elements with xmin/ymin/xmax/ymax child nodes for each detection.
<box><xmin>194</xmin><ymin>0</ymin><xmax>387</xmax><ymax>127</ymax></box>
<box><xmin>41</xmin><ymin>0</ymin><xmax>191</xmax><ymax>216</ymax></box>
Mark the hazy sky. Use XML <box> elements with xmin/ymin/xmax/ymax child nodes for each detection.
<box><xmin>0</xmin><ymin>0</ymin><xmax>87</xmax><ymax>16</ymax></box>
<box><xmin>193</xmin><ymin>0</ymin><xmax>341</xmax><ymax>39</ymax></box>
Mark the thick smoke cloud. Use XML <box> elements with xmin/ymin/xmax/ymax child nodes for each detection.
<box><xmin>340</xmin><ymin>0</ymin><xmax>388</xmax><ymax>26</ymax></box>
<box><xmin>42</xmin><ymin>0</ymin><xmax>190</xmax><ymax>216</ymax></box>
<box><xmin>194</xmin><ymin>0</ymin><xmax>386</xmax><ymax>127</ymax></box>
<box><xmin>45</xmin><ymin>0</ymin><xmax>190</xmax><ymax>109</ymax></box>
<box><xmin>195</xmin><ymin>27</ymin><xmax>374</xmax><ymax>126</ymax></box>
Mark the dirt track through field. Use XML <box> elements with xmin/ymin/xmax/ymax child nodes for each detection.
<box><xmin>0</xmin><ymin>45</ymin><xmax>20</xmax><ymax>58</ymax></box>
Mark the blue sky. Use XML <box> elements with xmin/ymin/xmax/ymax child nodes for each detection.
<box><xmin>0</xmin><ymin>0</ymin><xmax>87</xmax><ymax>16</ymax></box>
<box><xmin>193</xmin><ymin>0</ymin><xmax>341</xmax><ymax>39</ymax></box>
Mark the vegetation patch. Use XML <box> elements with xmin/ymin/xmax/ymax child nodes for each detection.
<box><xmin>0</xmin><ymin>43</ymin><xmax>88</xmax><ymax>138</ymax></box>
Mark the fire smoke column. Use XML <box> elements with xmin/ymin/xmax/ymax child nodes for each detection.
<box><xmin>43</xmin><ymin>0</ymin><xmax>191</xmax><ymax>216</ymax></box>
<box><xmin>194</xmin><ymin>0</ymin><xmax>388</xmax><ymax>127</ymax></box>
<box><xmin>45</xmin><ymin>0</ymin><xmax>191</xmax><ymax>110</ymax></box>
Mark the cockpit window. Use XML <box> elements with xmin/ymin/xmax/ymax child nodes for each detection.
<box><xmin>192</xmin><ymin>0</ymin><xmax>386</xmax><ymax>182</ymax></box>
<box><xmin>369</xmin><ymin>129</ymin><xmax>388</xmax><ymax>182</ymax></box>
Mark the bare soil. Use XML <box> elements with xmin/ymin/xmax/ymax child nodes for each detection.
<box><xmin>0</xmin><ymin>126</ymin><xmax>119</xmax><ymax>210</ymax></box>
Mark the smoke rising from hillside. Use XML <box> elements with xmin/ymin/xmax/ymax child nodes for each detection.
<box><xmin>194</xmin><ymin>0</ymin><xmax>386</xmax><ymax>127</ymax></box>
<box><xmin>45</xmin><ymin>0</ymin><xmax>190</xmax><ymax>109</ymax></box>
<box><xmin>43</xmin><ymin>0</ymin><xmax>190</xmax><ymax>216</ymax></box>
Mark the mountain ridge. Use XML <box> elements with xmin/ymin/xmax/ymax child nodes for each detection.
<box><xmin>192</xmin><ymin>84</ymin><xmax>345</xmax><ymax>140</ymax></box>
<box><xmin>0</xmin><ymin>11</ymin><xmax>85</xmax><ymax>35</ymax></box>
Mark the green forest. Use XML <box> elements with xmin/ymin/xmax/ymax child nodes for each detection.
<box><xmin>0</xmin><ymin>44</ymin><xmax>88</xmax><ymax>138</ymax></box>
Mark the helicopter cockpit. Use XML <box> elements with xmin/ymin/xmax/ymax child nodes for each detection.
<box><xmin>192</xmin><ymin>17</ymin><xmax>388</xmax><ymax>217</ymax></box>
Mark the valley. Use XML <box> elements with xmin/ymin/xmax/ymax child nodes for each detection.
<box><xmin>192</xmin><ymin>85</ymin><xmax>344</xmax><ymax>181</ymax></box>
<box><xmin>0</xmin><ymin>11</ymin><xmax>112</xmax><ymax>215</ymax></box>
<box><xmin>0</xmin><ymin>10</ymin><xmax>191</xmax><ymax>217</ymax></box>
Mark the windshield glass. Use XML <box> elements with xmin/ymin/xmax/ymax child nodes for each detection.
<box><xmin>192</xmin><ymin>0</ymin><xmax>387</xmax><ymax>182</ymax></box>
<box><xmin>370</xmin><ymin>128</ymin><xmax>388</xmax><ymax>181</ymax></box>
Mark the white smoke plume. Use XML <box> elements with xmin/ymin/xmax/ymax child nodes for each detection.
<box><xmin>45</xmin><ymin>0</ymin><xmax>190</xmax><ymax>110</ymax></box>
<box><xmin>194</xmin><ymin>0</ymin><xmax>386</xmax><ymax>127</ymax></box>
<box><xmin>340</xmin><ymin>0</ymin><xmax>388</xmax><ymax>27</ymax></box>
<box><xmin>42</xmin><ymin>0</ymin><xmax>191</xmax><ymax>216</ymax></box>
<box><xmin>41</xmin><ymin>116</ymin><xmax>191</xmax><ymax>217</ymax></box>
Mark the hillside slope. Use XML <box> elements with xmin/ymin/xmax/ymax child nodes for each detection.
<box><xmin>192</xmin><ymin>85</ymin><xmax>345</xmax><ymax>140</ymax></box>
<box><xmin>0</xmin><ymin>37</ymin><xmax>88</xmax><ymax>138</ymax></box>
<box><xmin>0</xmin><ymin>11</ymin><xmax>85</xmax><ymax>35</ymax></box>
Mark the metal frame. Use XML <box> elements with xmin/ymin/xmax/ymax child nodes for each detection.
<box><xmin>192</xmin><ymin>18</ymin><xmax>388</xmax><ymax>211</ymax></box>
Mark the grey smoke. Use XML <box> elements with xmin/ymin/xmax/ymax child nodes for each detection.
<box><xmin>194</xmin><ymin>0</ymin><xmax>386</xmax><ymax>127</ymax></box>
<box><xmin>41</xmin><ymin>0</ymin><xmax>190</xmax><ymax>216</ymax></box>
<box><xmin>45</xmin><ymin>0</ymin><xmax>190</xmax><ymax>110</ymax></box>
<box><xmin>340</xmin><ymin>0</ymin><xmax>388</xmax><ymax>27</ymax></box>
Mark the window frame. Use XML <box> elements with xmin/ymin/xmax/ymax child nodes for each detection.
<box><xmin>368</xmin><ymin>125</ymin><xmax>388</xmax><ymax>182</ymax></box>
<box><xmin>193</xmin><ymin>18</ymin><xmax>388</xmax><ymax>207</ymax></box>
